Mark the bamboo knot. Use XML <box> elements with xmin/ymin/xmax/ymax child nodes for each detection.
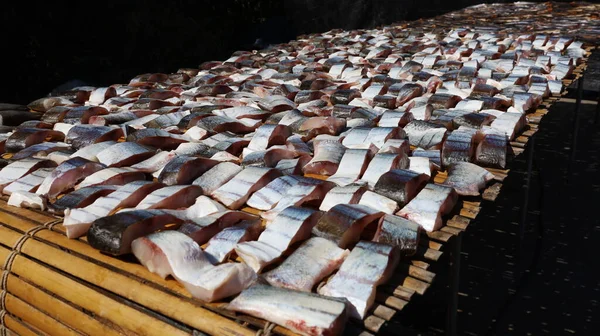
<box><xmin>255</xmin><ymin>322</ymin><xmax>275</xmax><ymax>336</ymax></box>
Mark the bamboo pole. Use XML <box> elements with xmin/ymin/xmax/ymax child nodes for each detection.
<box><xmin>0</xmin><ymin>227</ymin><xmax>254</xmax><ymax>336</ymax></box>
<box><xmin>4</xmin><ymin>314</ymin><xmax>39</xmax><ymax>336</ymax></box>
<box><xmin>0</xmin><ymin>244</ymin><xmax>187</xmax><ymax>336</ymax></box>
<box><xmin>5</xmin><ymin>274</ymin><xmax>123</xmax><ymax>336</ymax></box>
<box><xmin>4</xmin><ymin>293</ymin><xmax>80</xmax><ymax>336</ymax></box>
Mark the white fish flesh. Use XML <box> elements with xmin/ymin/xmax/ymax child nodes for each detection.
<box><xmin>358</xmin><ymin>191</ymin><xmax>398</xmax><ymax>214</ymax></box>
<box><xmin>76</xmin><ymin>167</ymin><xmax>146</xmax><ymax>189</ymax></box>
<box><xmin>204</xmin><ymin>219</ymin><xmax>263</xmax><ymax>264</ymax></box>
<box><xmin>261</xmin><ymin>177</ymin><xmax>333</xmax><ymax>221</ymax></box>
<box><xmin>373</xmin><ymin>214</ymin><xmax>421</xmax><ymax>256</ymax></box>
<box><xmin>211</xmin><ymin>167</ymin><xmax>281</xmax><ymax>209</ymax></box>
<box><xmin>0</xmin><ymin>158</ymin><xmax>57</xmax><ymax>191</ymax></box>
<box><xmin>96</xmin><ymin>142</ymin><xmax>155</xmax><ymax>167</ymax></box>
<box><xmin>396</xmin><ymin>183</ymin><xmax>458</xmax><ymax>232</ymax></box>
<box><xmin>246</xmin><ymin>175</ymin><xmax>304</xmax><ymax>210</ymax></box>
<box><xmin>263</xmin><ymin>237</ymin><xmax>349</xmax><ymax>292</ymax></box>
<box><xmin>327</xmin><ymin>148</ymin><xmax>375</xmax><ymax>187</ymax></box>
<box><xmin>319</xmin><ymin>185</ymin><xmax>368</xmax><ymax>212</ymax></box>
<box><xmin>408</xmin><ymin>156</ymin><xmax>433</xmax><ymax>177</ymax></box>
<box><xmin>36</xmin><ymin>157</ymin><xmax>106</xmax><ymax>199</ymax></box>
<box><xmin>302</xmin><ymin>139</ymin><xmax>345</xmax><ymax>176</ymax></box>
<box><xmin>361</xmin><ymin>152</ymin><xmax>409</xmax><ymax>188</ymax></box>
<box><xmin>235</xmin><ymin>206</ymin><xmax>321</xmax><ymax>272</ymax></box>
<box><xmin>318</xmin><ymin>241</ymin><xmax>400</xmax><ymax>319</ymax></box>
<box><xmin>192</xmin><ymin>162</ymin><xmax>243</xmax><ymax>195</ymax></box>
<box><xmin>246</xmin><ymin>124</ymin><xmax>291</xmax><ymax>151</ymax></box>
<box><xmin>69</xmin><ymin>141</ymin><xmax>117</xmax><ymax>162</ymax></box>
<box><xmin>3</xmin><ymin>168</ymin><xmax>53</xmax><ymax>195</ymax></box>
<box><xmin>8</xmin><ymin>190</ymin><xmax>47</xmax><ymax>211</ymax></box>
<box><xmin>130</xmin><ymin>151</ymin><xmax>178</xmax><ymax>173</ymax></box>
<box><xmin>178</xmin><ymin>210</ymin><xmax>257</xmax><ymax>245</ymax></box>
<box><xmin>227</xmin><ymin>284</ymin><xmax>348</xmax><ymax>336</ymax></box>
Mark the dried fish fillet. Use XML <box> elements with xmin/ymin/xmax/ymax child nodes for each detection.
<box><xmin>444</xmin><ymin>162</ymin><xmax>495</xmax><ymax>196</ymax></box>
<box><xmin>397</xmin><ymin>183</ymin><xmax>457</xmax><ymax>232</ymax></box>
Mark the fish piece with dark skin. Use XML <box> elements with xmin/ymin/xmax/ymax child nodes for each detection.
<box><xmin>96</xmin><ymin>142</ymin><xmax>155</xmax><ymax>167</ymax></box>
<box><xmin>135</xmin><ymin>185</ymin><xmax>204</xmax><ymax>210</ymax></box>
<box><xmin>178</xmin><ymin>210</ymin><xmax>258</xmax><ymax>245</ymax></box>
<box><xmin>48</xmin><ymin>185</ymin><xmax>120</xmax><ymax>215</ymax></box>
<box><xmin>66</xmin><ymin>125</ymin><xmax>124</xmax><ymax>150</ymax></box>
<box><xmin>5</xmin><ymin>128</ymin><xmax>65</xmax><ymax>153</ymax></box>
<box><xmin>158</xmin><ymin>156</ymin><xmax>219</xmax><ymax>185</ymax></box>
<box><xmin>11</xmin><ymin>142</ymin><xmax>71</xmax><ymax>160</ymax></box>
<box><xmin>373</xmin><ymin>214</ymin><xmax>421</xmax><ymax>256</ymax></box>
<box><xmin>373</xmin><ymin>169</ymin><xmax>429</xmax><ymax>207</ymax></box>
<box><xmin>444</xmin><ymin>162</ymin><xmax>495</xmax><ymax>196</ymax></box>
<box><xmin>403</xmin><ymin>120</ymin><xmax>447</xmax><ymax>150</ymax></box>
<box><xmin>312</xmin><ymin>204</ymin><xmax>385</xmax><ymax>248</ymax></box>
<box><xmin>76</xmin><ymin>167</ymin><xmax>147</xmax><ymax>189</ymax></box>
<box><xmin>211</xmin><ymin>167</ymin><xmax>282</xmax><ymax>210</ymax></box>
<box><xmin>475</xmin><ymin>129</ymin><xmax>508</xmax><ymax>168</ymax></box>
<box><xmin>126</xmin><ymin>128</ymin><xmax>189</xmax><ymax>150</ymax></box>
<box><xmin>36</xmin><ymin>157</ymin><xmax>106</xmax><ymax>200</ymax></box>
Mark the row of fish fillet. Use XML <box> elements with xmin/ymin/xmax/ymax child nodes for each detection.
<box><xmin>1</xmin><ymin>1</ymin><xmax>597</xmax><ymax>335</ymax></box>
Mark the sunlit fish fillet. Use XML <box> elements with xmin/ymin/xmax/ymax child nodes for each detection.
<box><xmin>263</xmin><ymin>237</ymin><xmax>349</xmax><ymax>292</ymax></box>
<box><xmin>247</xmin><ymin>124</ymin><xmax>291</xmax><ymax>151</ymax></box>
<box><xmin>132</xmin><ymin>230</ymin><xmax>256</xmax><ymax>302</ymax></box>
<box><xmin>63</xmin><ymin>181</ymin><xmax>164</xmax><ymax>238</ymax></box>
<box><xmin>158</xmin><ymin>156</ymin><xmax>219</xmax><ymax>185</ymax></box>
<box><xmin>378</xmin><ymin>111</ymin><xmax>414</xmax><ymax>127</ymax></box>
<box><xmin>178</xmin><ymin>210</ymin><xmax>258</xmax><ymax>245</ymax></box>
<box><xmin>373</xmin><ymin>169</ymin><xmax>429</xmax><ymax>207</ymax></box>
<box><xmin>48</xmin><ymin>185</ymin><xmax>119</xmax><ymax>215</ymax></box>
<box><xmin>358</xmin><ymin>191</ymin><xmax>398</xmax><ymax>214</ymax></box>
<box><xmin>127</xmin><ymin>128</ymin><xmax>189</xmax><ymax>150</ymax></box>
<box><xmin>274</xmin><ymin>156</ymin><xmax>311</xmax><ymax>175</ymax></box>
<box><xmin>327</xmin><ymin>148</ymin><xmax>375</xmax><ymax>187</ymax></box>
<box><xmin>475</xmin><ymin>128</ymin><xmax>508</xmax><ymax>168</ymax></box>
<box><xmin>192</xmin><ymin>162</ymin><xmax>242</xmax><ymax>195</ymax></box>
<box><xmin>262</xmin><ymin>178</ymin><xmax>334</xmax><ymax>221</ymax></box>
<box><xmin>489</xmin><ymin>111</ymin><xmax>526</xmax><ymax>140</ymax></box>
<box><xmin>404</xmin><ymin>120</ymin><xmax>447</xmax><ymax>150</ymax></box>
<box><xmin>69</xmin><ymin>141</ymin><xmax>117</xmax><ymax>162</ymax></box>
<box><xmin>313</xmin><ymin>204</ymin><xmax>384</xmax><ymax>248</ymax></box>
<box><xmin>302</xmin><ymin>140</ymin><xmax>345</xmax><ymax>176</ymax></box>
<box><xmin>96</xmin><ymin>142</ymin><xmax>155</xmax><ymax>167</ymax></box>
<box><xmin>36</xmin><ymin>157</ymin><xmax>106</xmax><ymax>200</ymax></box>
<box><xmin>130</xmin><ymin>151</ymin><xmax>178</xmax><ymax>173</ymax></box>
<box><xmin>3</xmin><ymin>168</ymin><xmax>53</xmax><ymax>195</ymax></box>
<box><xmin>87</xmin><ymin>209</ymin><xmax>186</xmax><ymax>256</ymax></box>
<box><xmin>318</xmin><ymin>241</ymin><xmax>400</xmax><ymax>319</ymax></box>
<box><xmin>319</xmin><ymin>185</ymin><xmax>367</xmax><ymax>212</ymax></box>
<box><xmin>76</xmin><ymin>167</ymin><xmax>146</xmax><ymax>189</ymax></box>
<box><xmin>361</xmin><ymin>153</ymin><xmax>409</xmax><ymax>188</ymax></box>
<box><xmin>211</xmin><ymin>167</ymin><xmax>281</xmax><ymax>210</ymax></box>
<box><xmin>204</xmin><ymin>219</ymin><xmax>263</xmax><ymax>264</ymax></box>
<box><xmin>11</xmin><ymin>142</ymin><xmax>70</xmax><ymax>160</ymax></box>
<box><xmin>373</xmin><ymin>214</ymin><xmax>421</xmax><ymax>256</ymax></box>
<box><xmin>441</xmin><ymin>128</ymin><xmax>480</xmax><ymax>167</ymax></box>
<box><xmin>444</xmin><ymin>162</ymin><xmax>494</xmax><ymax>196</ymax></box>
<box><xmin>379</xmin><ymin>139</ymin><xmax>410</xmax><ymax>155</ymax></box>
<box><xmin>135</xmin><ymin>185</ymin><xmax>203</xmax><ymax>210</ymax></box>
<box><xmin>235</xmin><ymin>206</ymin><xmax>321</xmax><ymax>272</ymax></box>
<box><xmin>246</xmin><ymin>175</ymin><xmax>304</xmax><ymax>210</ymax></box>
<box><xmin>396</xmin><ymin>183</ymin><xmax>458</xmax><ymax>232</ymax></box>
<box><xmin>408</xmin><ymin>157</ymin><xmax>433</xmax><ymax>177</ymax></box>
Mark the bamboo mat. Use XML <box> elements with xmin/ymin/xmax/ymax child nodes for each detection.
<box><xmin>0</xmin><ymin>24</ymin><xmax>596</xmax><ymax>336</ymax></box>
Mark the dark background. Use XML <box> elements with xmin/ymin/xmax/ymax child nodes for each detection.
<box><xmin>0</xmin><ymin>0</ymin><xmax>581</xmax><ymax>105</ymax></box>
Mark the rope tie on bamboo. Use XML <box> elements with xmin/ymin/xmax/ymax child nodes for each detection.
<box><xmin>0</xmin><ymin>310</ymin><xmax>6</xmax><ymax>336</ymax></box>
<box><xmin>44</xmin><ymin>218</ymin><xmax>63</xmax><ymax>231</ymax></box>
<box><xmin>255</xmin><ymin>322</ymin><xmax>275</xmax><ymax>336</ymax></box>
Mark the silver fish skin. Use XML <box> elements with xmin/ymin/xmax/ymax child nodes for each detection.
<box><xmin>263</xmin><ymin>237</ymin><xmax>350</xmax><ymax>292</ymax></box>
<box><xmin>261</xmin><ymin>177</ymin><xmax>333</xmax><ymax>222</ymax></box>
<box><xmin>246</xmin><ymin>124</ymin><xmax>292</xmax><ymax>151</ymax></box>
<box><xmin>48</xmin><ymin>185</ymin><xmax>119</xmax><ymax>215</ymax></box>
<box><xmin>378</xmin><ymin>111</ymin><xmax>414</xmax><ymax>127</ymax></box>
<box><xmin>313</xmin><ymin>204</ymin><xmax>384</xmax><ymax>248</ymax></box>
<box><xmin>246</xmin><ymin>175</ymin><xmax>304</xmax><ymax>210</ymax></box>
<box><xmin>158</xmin><ymin>156</ymin><xmax>219</xmax><ymax>185</ymax></box>
<box><xmin>373</xmin><ymin>169</ymin><xmax>429</xmax><ymax>206</ymax></box>
<box><xmin>5</xmin><ymin>128</ymin><xmax>65</xmax><ymax>153</ymax></box>
<box><xmin>204</xmin><ymin>219</ymin><xmax>262</xmax><ymax>264</ymax></box>
<box><xmin>63</xmin><ymin>181</ymin><xmax>164</xmax><ymax>239</ymax></box>
<box><xmin>36</xmin><ymin>157</ymin><xmax>106</xmax><ymax>200</ymax></box>
<box><xmin>132</xmin><ymin>230</ymin><xmax>257</xmax><ymax>302</ymax></box>
<box><xmin>361</xmin><ymin>152</ymin><xmax>409</xmax><ymax>188</ymax></box>
<box><xmin>235</xmin><ymin>206</ymin><xmax>322</xmax><ymax>272</ymax></box>
<box><xmin>192</xmin><ymin>162</ymin><xmax>243</xmax><ymax>195</ymax></box>
<box><xmin>302</xmin><ymin>139</ymin><xmax>346</xmax><ymax>176</ymax></box>
<box><xmin>11</xmin><ymin>142</ymin><xmax>70</xmax><ymax>160</ymax></box>
<box><xmin>441</xmin><ymin>128</ymin><xmax>480</xmax><ymax>167</ymax></box>
<box><xmin>3</xmin><ymin>168</ymin><xmax>54</xmax><ymax>196</ymax></box>
<box><xmin>66</xmin><ymin>125</ymin><xmax>123</xmax><ymax>150</ymax></box>
<box><xmin>404</xmin><ymin>120</ymin><xmax>447</xmax><ymax>149</ymax></box>
<box><xmin>396</xmin><ymin>183</ymin><xmax>458</xmax><ymax>232</ymax></box>
<box><xmin>69</xmin><ymin>141</ymin><xmax>117</xmax><ymax>162</ymax></box>
<box><xmin>327</xmin><ymin>148</ymin><xmax>375</xmax><ymax>187</ymax></box>
<box><xmin>177</xmin><ymin>210</ymin><xmax>257</xmax><ymax>245</ymax></box>
<box><xmin>76</xmin><ymin>167</ymin><xmax>146</xmax><ymax>189</ymax></box>
<box><xmin>227</xmin><ymin>284</ymin><xmax>349</xmax><ymax>336</ymax></box>
<box><xmin>96</xmin><ymin>142</ymin><xmax>155</xmax><ymax>167</ymax></box>
<box><xmin>444</xmin><ymin>162</ymin><xmax>495</xmax><ymax>196</ymax></box>
<box><xmin>318</xmin><ymin>241</ymin><xmax>400</xmax><ymax>319</ymax></box>
<box><xmin>319</xmin><ymin>184</ymin><xmax>368</xmax><ymax>212</ymax></box>
<box><xmin>373</xmin><ymin>214</ymin><xmax>421</xmax><ymax>256</ymax></box>
<box><xmin>475</xmin><ymin>128</ymin><xmax>508</xmax><ymax>168</ymax></box>
<box><xmin>135</xmin><ymin>185</ymin><xmax>204</xmax><ymax>210</ymax></box>
<box><xmin>211</xmin><ymin>167</ymin><xmax>281</xmax><ymax>210</ymax></box>
<box><xmin>130</xmin><ymin>151</ymin><xmax>178</xmax><ymax>173</ymax></box>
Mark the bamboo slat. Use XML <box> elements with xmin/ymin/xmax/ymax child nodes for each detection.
<box><xmin>4</xmin><ymin>293</ymin><xmax>80</xmax><ymax>336</ymax></box>
<box><xmin>4</xmin><ymin>314</ymin><xmax>40</xmax><ymax>336</ymax></box>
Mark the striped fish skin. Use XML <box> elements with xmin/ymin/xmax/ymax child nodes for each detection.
<box><xmin>5</xmin><ymin>128</ymin><xmax>65</xmax><ymax>153</ymax></box>
<box><xmin>135</xmin><ymin>185</ymin><xmax>203</xmax><ymax>210</ymax></box>
<box><xmin>48</xmin><ymin>185</ymin><xmax>119</xmax><ymax>215</ymax></box>
<box><xmin>373</xmin><ymin>214</ymin><xmax>421</xmax><ymax>256</ymax></box>
<box><xmin>178</xmin><ymin>210</ymin><xmax>257</xmax><ymax>245</ymax></box>
<box><xmin>11</xmin><ymin>142</ymin><xmax>70</xmax><ymax>160</ymax></box>
<box><xmin>235</xmin><ymin>206</ymin><xmax>322</xmax><ymax>272</ymax></box>
<box><xmin>96</xmin><ymin>142</ymin><xmax>155</xmax><ymax>168</ymax></box>
<box><xmin>263</xmin><ymin>237</ymin><xmax>350</xmax><ymax>292</ymax></box>
<box><xmin>192</xmin><ymin>162</ymin><xmax>242</xmax><ymax>195</ymax></box>
<box><xmin>444</xmin><ymin>162</ymin><xmax>495</xmax><ymax>196</ymax></box>
<box><xmin>3</xmin><ymin>167</ymin><xmax>54</xmax><ymax>196</ymax></box>
<box><xmin>204</xmin><ymin>219</ymin><xmax>263</xmax><ymax>264</ymax></box>
<box><xmin>361</xmin><ymin>152</ymin><xmax>409</xmax><ymax>188</ymax></box>
<box><xmin>227</xmin><ymin>284</ymin><xmax>348</xmax><ymax>336</ymax></box>
<box><xmin>373</xmin><ymin>169</ymin><xmax>429</xmax><ymax>207</ymax></box>
<box><xmin>441</xmin><ymin>129</ymin><xmax>479</xmax><ymax>167</ymax></box>
<box><xmin>130</xmin><ymin>151</ymin><xmax>178</xmax><ymax>173</ymax></box>
<box><xmin>69</xmin><ymin>141</ymin><xmax>117</xmax><ymax>162</ymax></box>
<box><xmin>211</xmin><ymin>167</ymin><xmax>282</xmax><ymax>210</ymax></box>
<box><xmin>36</xmin><ymin>157</ymin><xmax>106</xmax><ymax>200</ymax></box>
<box><xmin>475</xmin><ymin>131</ymin><xmax>508</xmax><ymax>168</ymax></box>
<box><xmin>261</xmin><ymin>178</ymin><xmax>334</xmax><ymax>222</ymax></box>
<box><xmin>66</xmin><ymin>125</ymin><xmax>123</xmax><ymax>150</ymax></box>
<box><xmin>157</xmin><ymin>156</ymin><xmax>219</xmax><ymax>185</ymax></box>
<box><xmin>396</xmin><ymin>183</ymin><xmax>458</xmax><ymax>232</ymax></box>
<box><xmin>313</xmin><ymin>204</ymin><xmax>384</xmax><ymax>248</ymax></box>
<box><xmin>319</xmin><ymin>185</ymin><xmax>368</xmax><ymax>212</ymax></box>
<box><xmin>63</xmin><ymin>181</ymin><xmax>164</xmax><ymax>239</ymax></box>
<box><xmin>303</xmin><ymin>139</ymin><xmax>346</xmax><ymax>176</ymax></box>
<box><xmin>76</xmin><ymin>167</ymin><xmax>146</xmax><ymax>189</ymax></box>
<box><xmin>404</xmin><ymin>120</ymin><xmax>447</xmax><ymax>150</ymax></box>
<box><xmin>318</xmin><ymin>241</ymin><xmax>400</xmax><ymax>319</ymax></box>
<box><xmin>246</xmin><ymin>175</ymin><xmax>303</xmax><ymax>210</ymax></box>
<box><xmin>87</xmin><ymin>209</ymin><xmax>186</xmax><ymax>256</ymax></box>
<box><xmin>327</xmin><ymin>148</ymin><xmax>375</xmax><ymax>187</ymax></box>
